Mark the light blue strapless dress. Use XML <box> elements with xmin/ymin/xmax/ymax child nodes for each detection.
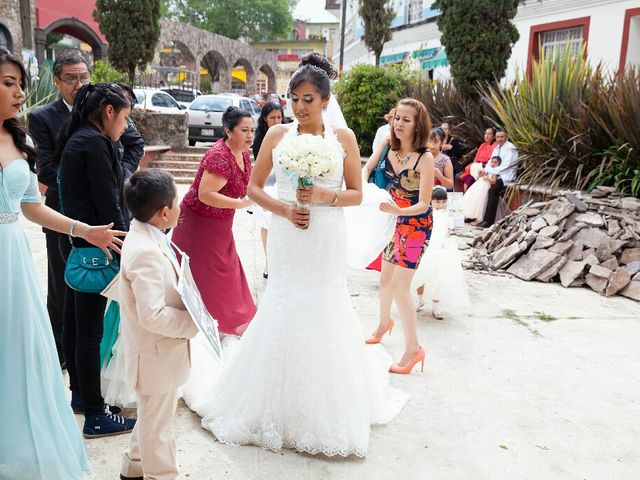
<box><xmin>0</xmin><ymin>160</ymin><xmax>90</xmax><ymax>479</ymax></box>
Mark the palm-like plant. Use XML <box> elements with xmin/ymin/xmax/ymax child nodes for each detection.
<box><xmin>18</xmin><ymin>63</ymin><xmax>58</xmax><ymax>125</ymax></box>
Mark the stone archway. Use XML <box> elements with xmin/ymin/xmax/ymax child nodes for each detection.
<box><xmin>35</xmin><ymin>17</ymin><xmax>107</xmax><ymax>69</ymax></box>
<box><xmin>158</xmin><ymin>19</ymin><xmax>277</xmax><ymax>92</ymax></box>
<box><xmin>258</xmin><ymin>63</ymin><xmax>277</xmax><ymax>93</ymax></box>
<box><xmin>230</xmin><ymin>57</ymin><xmax>254</xmax><ymax>94</ymax></box>
<box><xmin>201</xmin><ymin>49</ymin><xmax>229</xmax><ymax>93</ymax></box>
<box><xmin>0</xmin><ymin>22</ymin><xmax>12</xmax><ymax>52</ymax></box>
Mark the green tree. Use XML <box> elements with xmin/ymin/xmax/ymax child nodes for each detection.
<box><xmin>91</xmin><ymin>59</ymin><xmax>128</xmax><ymax>84</ymax></box>
<box><xmin>93</xmin><ymin>0</ymin><xmax>161</xmax><ymax>84</ymax></box>
<box><xmin>358</xmin><ymin>0</ymin><xmax>394</xmax><ymax>66</ymax></box>
<box><xmin>433</xmin><ymin>0</ymin><xmax>519</xmax><ymax>97</ymax></box>
<box><xmin>168</xmin><ymin>0</ymin><xmax>296</xmax><ymax>42</ymax></box>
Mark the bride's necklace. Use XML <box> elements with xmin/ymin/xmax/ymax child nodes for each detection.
<box><xmin>394</xmin><ymin>150</ymin><xmax>413</xmax><ymax>166</ymax></box>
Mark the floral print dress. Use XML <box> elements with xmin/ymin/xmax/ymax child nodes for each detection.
<box><xmin>382</xmin><ymin>152</ymin><xmax>433</xmax><ymax>269</ymax></box>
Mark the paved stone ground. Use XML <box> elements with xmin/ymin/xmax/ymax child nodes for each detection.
<box><xmin>21</xmin><ymin>185</ymin><xmax>640</xmax><ymax>480</ymax></box>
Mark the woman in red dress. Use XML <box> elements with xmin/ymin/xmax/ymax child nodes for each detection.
<box><xmin>460</xmin><ymin>127</ymin><xmax>496</xmax><ymax>191</ymax></box>
<box><xmin>172</xmin><ymin>107</ymin><xmax>256</xmax><ymax>335</ymax></box>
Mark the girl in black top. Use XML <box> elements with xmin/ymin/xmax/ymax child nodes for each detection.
<box><xmin>55</xmin><ymin>83</ymin><xmax>137</xmax><ymax>438</ymax></box>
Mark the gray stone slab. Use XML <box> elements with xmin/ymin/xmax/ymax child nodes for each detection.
<box><xmin>507</xmin><ymin>250</ymin><xmax>561</xmax><ymax>281</ymax></box>
<box><xmin>490</xmin><ymin>242</ymin><xmax>527</xmax><ymax>270</ymax></box>
<box><xmin>600</xmin><ymin>257</ymin><xmax>619</xmax><ymax>271</ymax></box>
<box><xmin>539</xmin><ymin>225</ymin><xmax>560</xmax><ymax>238</ymax></box>
<box><xmin>585</xmin><ymin>273</ymin><xmax>608</xmax><ymax>294</ymax></box>
<box><xmin>623</xmin><ymin>261</ymin><xmax>640</xmax><ymax>276</ymax></box>
<box><xmin>584</xmin><ymin>254</ymin><xmax>600</xmax><ymax>267</ymax></box>
<box><xmin>620</xmin><ymin>248</ymin><xmax>640</xmax><ymax>264</ymax></box>
<box><xmin>571</xmin><ymin>227</ymin><xmax>612</xmax><ymax>249</ymax></box>
<box><xmin>589</xmin><ymin>264</ymin><xmax>613</xmax><ymax>279</ymax></box>
<box><xmin>606</xmin><ymin>267</ymin><xmax>632</xmax><ymax>296</ymax></box>
<box><xmin>559</xmin><ymin>260</ymin><xmax>587</xmax><ymax>288</ymax></box>
<box><xmin>536</xmin><ymin>256</ymin><xmax>568</xmax><ymax>283</ymax></box>
<box><xmin>531</xmin><ymin>236</ymin><xmax>555</xmax><ymax>250</ymax></box>
<box><xmin>530</xmin><ymin>216</ymin><xmax>548</xmax><ymax>232</ymax></box>
<box><xmin>620</xmin><ymin>281</ymin><xmax>640</xmax><ymax>301</ymax></box>
<box><xmin>565</xmin><ymin>193</ymin><xmax>588</xmax><ymax>213</ymax></box>
<box><xmin>574</xmin><ymin>212</ymin><xmax>605</xmax><ymax>227</ymax></box>
<box><xmin>549</xmin><ymin>240</ymin><xmax>574</xmax><ymax>255</ymax></box>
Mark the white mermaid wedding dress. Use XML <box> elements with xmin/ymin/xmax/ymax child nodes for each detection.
<box><xmin>182</xmin><ymin>120</ymin><xmax>408</xmax><ymax>457</ymax></box>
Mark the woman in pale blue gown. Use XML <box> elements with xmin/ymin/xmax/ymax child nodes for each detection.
<box><xmin>0</xmin><ymin>48</ymin><xmax>125</xmax><ymax>479</ymax></box>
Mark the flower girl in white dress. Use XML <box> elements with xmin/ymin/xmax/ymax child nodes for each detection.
<box><xmin>413</xmin><ymin>187</ymin><xmax>470</xmax><ymax>319</ymax></box>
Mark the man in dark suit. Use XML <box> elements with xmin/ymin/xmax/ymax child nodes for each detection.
<box><xmin>29</xmin><ymin>53</ymin><xmax>144</xmax><ymax>368</ymax></box>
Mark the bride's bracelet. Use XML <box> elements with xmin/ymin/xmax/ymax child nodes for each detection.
<box><xmin>330</xmin><ymin>191</ymin><xmax>339</xmax><ymax>206</ymax></box>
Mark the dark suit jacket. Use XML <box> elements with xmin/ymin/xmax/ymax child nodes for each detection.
<box><xmin>59</xmin><ymin>122</ymin><xmax>128</xmax><ymax>247</ymax></box>
<box><xmin>29</xmin><ymin>98</ymin><xmax>68</xmax><ymax>212</ymax></box>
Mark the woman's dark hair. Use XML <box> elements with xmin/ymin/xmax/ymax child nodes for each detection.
<box><xmin>0</xmin><ymin>47</ymin><xmax>37</xmax><ymax>173</ymax></box>
<box><xmin>222</xmin><ymin>106</ymin><xmax>252</xmax><ymax>139</ymax></box>
<box><xmin>54</xmin><ymin>82</ymin><xmax>131</xmax><ymax>166</ymax></box>
<box><xmin>124</xmin><ymin>169</ymin><xmax>177</xmax><ymax>222</ymax></box>
<box><xmin>432</xmin><ymin>186</ymin><xmax>448</xmax><ymax>201</ymax></box>
<box><xmin>429</xmin><ymin>127</ymin><xmax>446</xmax><ymax>143</ymax></box>
<box><xmin>253</xmin><ymin>101</ymin><xmax>284</xmax><ymax>158</ymax></box>
<box><xmin>288</xmin><ymin>53</ymin><xmax>337</xmax><ymax>99</ymax></box>
<box><xmin>389</xmin><ymin>98</ymin><xmax>432</xmax><ymax>154</ymax></box>
<box><xmin>485</xmin><ymin>127</ymin><xmax>497</xmax><ymax>137</ymax></box>
<box><xmin>116</xmin><ymin>82</ymin><xmax>136</xmax><ymax>106</ymax></box>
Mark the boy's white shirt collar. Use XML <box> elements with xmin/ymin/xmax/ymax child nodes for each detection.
<box><xmin>132</xmin><ymin>219</ymin><xmax>181</xmax><ymax>276</ymax></box>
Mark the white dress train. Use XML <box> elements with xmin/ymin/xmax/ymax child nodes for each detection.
<box><xmin>182</xmin><ymin>121</ymin><xmax>408</xmax><ymax>457</ymax></box>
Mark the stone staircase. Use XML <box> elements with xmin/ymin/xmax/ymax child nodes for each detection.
<box><xmin>147</xmin><ymin>147</ymin><xmax>208</xmax><ymax>184</ymax></box>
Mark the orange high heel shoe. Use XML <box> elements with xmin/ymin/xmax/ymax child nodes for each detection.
<box><xmin>365</xmin><ymin>319</ymin><xmax>395</xmax><ymax>345</ymax></box>
<box><xmin>389</xmin><ymin>347</ymin><xmax>426</xmax><ymax>374</ymax></box>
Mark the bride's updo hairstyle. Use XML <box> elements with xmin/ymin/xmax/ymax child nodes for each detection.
<box><xmin>222</xmin><ymin>106</ymin><xmax>252</xmax><ymax>139</ymax></box>
<box><xmin>288</xmin><ymin>52</ymin><xmax>338</xmax><ymax>99</ymax></box>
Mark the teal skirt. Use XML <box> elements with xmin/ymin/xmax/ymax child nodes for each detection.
<box><xmin>0</xmin><ymin>221</ymin><xmax>90</xmax><ymax>479</ymax></box>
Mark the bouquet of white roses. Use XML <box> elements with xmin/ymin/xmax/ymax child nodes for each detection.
<box><xmin>278</xmin><ymin>134</ymin><xmax>339</xmax><ymax>208</ymax></box>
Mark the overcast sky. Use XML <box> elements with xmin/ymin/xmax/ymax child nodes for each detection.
<box><xmin>293</xmin><ymin>0</ymin><xmax>337</xmax><ymax>22</ymax></box>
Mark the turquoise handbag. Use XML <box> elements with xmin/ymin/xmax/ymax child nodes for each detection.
<box><xmin>368</xmin><ymin>144</ymin><xmax>390</xmax><ymax>189</ymax></box>
<box><xmin>57</xmin><ymin>165</ymin><xmax>120</xmax><ymax>293</ymax></box>
<box><xmin>64</xmin><ymin>247</ymin><xmax>119</xmax><ymax>293</ymax></box>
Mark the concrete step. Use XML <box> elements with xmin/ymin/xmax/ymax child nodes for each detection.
<box><xmin>147</xmin><ymin>165</ymin><xmax>198</xmax><ymax>178</ymax></box>
<box><xmin>175</xmin><ymin>176</ymin><xmax>195</xmax><ymax>184</ymax></box>
<box><xmin>158</xmin><ymin>153</ymin><xmax>204</xmax><ymax>163</ymax></box>
<box><xmin>149</xmin><ymin>160</ymin><xmax>201</xmax><ymax>170</ymax></box>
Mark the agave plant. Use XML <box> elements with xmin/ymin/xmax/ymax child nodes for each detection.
<box><xmin>480</xmin><ymin>43</ymin><xmax>615</xmax><ymax>190</ymax></box>
<box><xmin>18</xmin><ymin>63</ymin><xmax>58</xmax><ymax>124</ymax></box>
<box><xmin>406</xmin><ymin>78</ymin><xmax>499</xmax><ymax>157</ymax></box>
<box><xmin>589</xmin><ymin>143</ymin><xmax>640</xmax><ymax>197</ymax></box>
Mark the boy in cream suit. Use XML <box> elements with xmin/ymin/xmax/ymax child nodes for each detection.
<box><xmin>118</xmin><ymin>169</ymin><xmax>198</xmax><ymax>480</ymax></box>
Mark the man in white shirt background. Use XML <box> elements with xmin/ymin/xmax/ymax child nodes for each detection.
<box><xmin>476</xmin><ymin>128</ymin><xmax>518</xmax><ymax>227</ymax></box>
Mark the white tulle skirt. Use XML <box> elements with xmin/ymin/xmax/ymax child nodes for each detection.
<box><xmin>182</xmin><ymin>205</ymin><xmax>408</xmax><ymax>457</ymax></box>
<box><xmin>463</xmin><ymin>178</ymin><xmax>491</xmax><ymax>220</ymax></box>
<box><xmin>101</xmin><ymin>335</ymin><xmax>137</xmax><ymax>408</ymax></box>
<box><xmin>411</xmin><ymin>211</ymin><xmax>470</xmax><ymax>314</ymax></box>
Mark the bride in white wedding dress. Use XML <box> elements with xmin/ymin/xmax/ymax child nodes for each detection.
<box><xmin>182</xmin><ymin>54</ymin><xmax>408</xmax><ymax>457</ymax></box>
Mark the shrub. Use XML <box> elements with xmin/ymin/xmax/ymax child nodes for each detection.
<box><xmin>406</xmin><ymin>78</ymin><xmax>499</xmax><ymax>157</ymax></box>
<box><xmin>91</xmin><ymin>59</ymin><xmax>128</xmax><ymax>84</ymax></box>
<box><xmin>335</xmin><ymin>64</ymin><xmax>410</xmax><ymax>155</ymax></box>
<box><xmin>20</xmin><ymin>64</ymin><xmax>58</xmax><ymax>124</ymax></box>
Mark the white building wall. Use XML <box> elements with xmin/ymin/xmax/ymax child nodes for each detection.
<box><xmin>337</xmin><ymin>0</ymin><xmax>639</xmax><ymax>81</ymax></box>
<box><xmin>506</xmin><ymin>0</ymin><xmax>640</xmax><ymax>80</ymax></box>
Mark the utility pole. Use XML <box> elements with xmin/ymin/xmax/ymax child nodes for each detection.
<box><xmin>339</xmin><ymin>0</ymin><xmax>347</xmax><ymax>74</ymax></box>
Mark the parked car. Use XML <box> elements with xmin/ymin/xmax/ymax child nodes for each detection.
<box><xmin>281</xmin><ymin>91</ymin><xmax>294</xmax><ymax>121</ymax></box>
<box><xmin>264</xmin><ymin>92</ymin><xmax>286</xmax><ymax>107</ymax></box>
<box><xmin>246</xmin><ymin>93</ymin><xmax>267</xmax><ymax>107</ymax></box>
<box><xmin>187</xmin><ymin>94</ymin><xmax>261</xmax><ymax>145</ymax></box>
<box><xmin>133</xmin><ymin>88</ymin><xmax>184</xmax><ymax>113</ymax></box>
<box><xmin>160</xmin><ymin>87</ymin><xmax>201</xmax><ymax>108</ymax></box>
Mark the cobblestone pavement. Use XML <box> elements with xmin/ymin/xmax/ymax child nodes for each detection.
<box><xmin>21</xmin><ymin>185</ymin><xmax>640</xmax><ymax>480</ymax></box>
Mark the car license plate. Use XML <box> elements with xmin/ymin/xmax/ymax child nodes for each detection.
<box><xmin>201</xmin><ymin>129</ymin><xmax>215</xmax><ymax>136</ymax></box>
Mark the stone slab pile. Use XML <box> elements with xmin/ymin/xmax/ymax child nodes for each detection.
<box><xmin>468</xmin><ymin>186</ymin><xmax>640</xmax><ymax>301</ymax></box>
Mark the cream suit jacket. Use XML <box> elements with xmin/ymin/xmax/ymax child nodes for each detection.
<box><xmin>117</xmin><ymin>219</ymin><xmax>199</xmax><ymax>396</ymax></box>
